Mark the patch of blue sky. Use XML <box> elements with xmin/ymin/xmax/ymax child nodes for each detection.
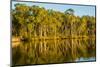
<box><xmin>12</xmin><ymin>1</ymin><xmax>96</xmax><ymax>17</ymax></box>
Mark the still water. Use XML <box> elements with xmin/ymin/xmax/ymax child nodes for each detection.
<box><xmin>12</xmin><ymin>38</ymin><xmax>96</xmax><ymax>66</ymax></box>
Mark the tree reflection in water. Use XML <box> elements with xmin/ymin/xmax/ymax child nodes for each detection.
<box><xmin>12</xmin><ymin>38</ymin><xmax>96</xmax><ymax>66</ymax></box>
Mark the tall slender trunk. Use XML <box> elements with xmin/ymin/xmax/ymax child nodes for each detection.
<box><xmin>40</xmin><ymin>25</ymin><xmax>43</xmax><ymax>38</ymax></box>
<box><xmin>34</xmin><ymin>26</ymin><xmax>37</xmax><ymax>37</ymax></box>
<box><xmin>54</xmin><ymin>26</ymin><xmax>56</xmax><ymax>39</ymax></box>
<box><xmin>44</xmin><ymin>25</ymin><xmax>47</xmax><ymax>37</ymax></box>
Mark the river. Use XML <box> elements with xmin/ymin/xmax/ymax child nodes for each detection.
<box><xmin>12</xmin><ymin>38</ymin><xmax>96</xmax><ymax>66</ymax></box>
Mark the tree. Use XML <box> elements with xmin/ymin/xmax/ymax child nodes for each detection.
<box><xmin>12</xmin><ymin>4</ymin><xmax>96</xmax><ymax>40</ymax></box>
<box><xmin>65</xmin><ymin>8</ymin><xmax>75</xmax><ymax>15</ymax></box>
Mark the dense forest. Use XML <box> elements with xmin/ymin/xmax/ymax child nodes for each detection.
<box><xmin>12</xmin><ymin>4</ymin><xmax>96</xmax><ymax>40</ymax></box>
<box><xmin>12</xmin><ymin>3</ymin><xmax>96</xmax><ymax>65</ymax></box>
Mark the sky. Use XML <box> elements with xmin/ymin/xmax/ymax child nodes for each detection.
<box><xmin>12</xmin><ymin>1</ymin><xmax>96</xmax><ymax>17</ymax></box>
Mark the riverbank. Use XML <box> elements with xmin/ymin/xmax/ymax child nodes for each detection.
<box><xmin>12</xmin><ymin>35</ymin><xmax>95</xmax><ymax>42</ymax></box>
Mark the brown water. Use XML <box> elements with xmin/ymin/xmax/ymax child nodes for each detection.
<box><xmin>12</xmin><ymin>38</ymin><xmax>96</xmax><ymax>66</ymax></box>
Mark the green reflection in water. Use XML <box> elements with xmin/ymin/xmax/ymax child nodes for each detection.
<box><xmin>12</xmin><ymin>38</ymin><xmax>96</xmax><ymax>66</ymax></box>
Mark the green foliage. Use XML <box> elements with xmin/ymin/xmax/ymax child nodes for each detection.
<box><xmin>12</xmin><ymin>4</ymin><xmax>96</xmax><ymax>66</ymax></box>
<box><xmin>12</xmin><ymin>3</ymin><xmax>96</xmax><ymax>39</ymax></box>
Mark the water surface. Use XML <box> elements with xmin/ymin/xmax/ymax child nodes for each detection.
<box><xmin>12</xmin><ymin>38</ymin><xmax>96</xmax><ymax>65</ymax></box>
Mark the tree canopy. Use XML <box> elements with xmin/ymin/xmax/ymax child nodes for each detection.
<box><xmin>12</xmin><ymin>4</ymin><xmax>96</xmax><ymax>40</ymax></box>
